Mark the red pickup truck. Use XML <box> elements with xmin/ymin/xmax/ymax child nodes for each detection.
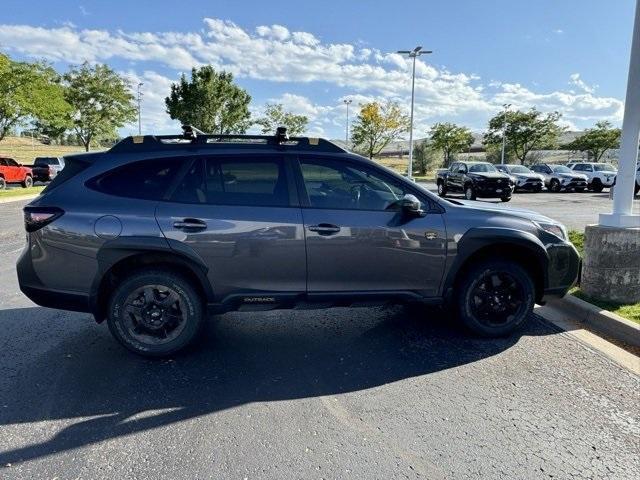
<box><xmin>0</xmin><ymin>157</ymin><xmax>33</xmax><ymax>189</ymax></box>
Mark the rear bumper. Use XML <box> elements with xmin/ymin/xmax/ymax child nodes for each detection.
<box><xmin>17</xmin><ymin>244</ymin><xmax>90</xmax><ymax>313</ymax></box>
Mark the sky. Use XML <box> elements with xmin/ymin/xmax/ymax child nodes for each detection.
<box><xmin>0</xmin><ymin>0</ymin><xmax>635</xmax><ymax>139</ymax></box>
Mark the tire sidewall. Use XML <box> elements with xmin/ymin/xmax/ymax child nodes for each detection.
<box><xmin>107</xmin><ymin>271</ymin><xmax>203</xmax><ymax>357</ymax></box>
<box><xmin>550</xmin><ymin>179</ymin><xmax>560</xmax><ymax>192</ymax></box>
<box><xmin>465</xmin><ymin>185</ymin><xmax>475</xmax><ymax>200</ymax></box>
<box><xmin>24</xmin><ymin>175</ymin><xmax>33</xmax><ymax>188</ymax></box>
<box><xmin>0</xmin><ymin>177</ymin><xmax>5</xmax><ymax>190</ymax></box>
<box><xmin>457</xmin><ymin>261</ymin><xmax>535</xmax><ymax>337</ymax></box>
<box><xmin>437</xmin><ymin>182</ymin><xmax>446</xmax><ymax>197</ymax></box>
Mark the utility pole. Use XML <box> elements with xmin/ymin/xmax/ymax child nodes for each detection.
<box><xmin>343</xmin><ymin>99</ymin><xmax>352</xmax><ymax>149</ymax></box>
<box><xmin>500</xmin><ymin>103</ymin><xmax>511</xmax><ymax>164</ymax></box>
<box><xmin>397</xmin><ymin>46</ymin><xmax>432</xmax><ymax>180</ymax></box>
<box><xmin>137</xmin><ymin>82</ymin><xmax>144</xmax><ymax>135</ymax></box>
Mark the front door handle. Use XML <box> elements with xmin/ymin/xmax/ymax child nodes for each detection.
<box><xmin>173</xmin><ymin>218</ymin><xmax>207</xmax><ymax>230</ymax></box>
<box><xmin>308</xmin><ymin>223</ymin><xmax>341</xmax><ymax>235</ymax></box>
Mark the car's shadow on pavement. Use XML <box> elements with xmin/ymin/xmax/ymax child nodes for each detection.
<box><xmin>0</xmin><ymin>305</ymin><xmax>557</xmax><ymax>465</ymax></box>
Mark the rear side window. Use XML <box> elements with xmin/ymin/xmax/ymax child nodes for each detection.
<box><xmin>87</xmin><ymin>158</ymin><xmax>182</xmax><ymax>200</ymax></box>
<box><xmin>35</xmin><ymin>158</ymin><xmax>58</xmax><ymax>166</ymax></box>
<box><xmin>170</xmin><ymin>156</ymin><xmax>289</xmax><ymax>206</ymax></box>
<box><xmin>42</xmin><ymin>157</ymin><xmax>90</xmax><ymax>193</ymax></box>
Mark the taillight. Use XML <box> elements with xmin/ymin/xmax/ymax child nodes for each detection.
<box><xmin>24</xmin><ymin>206</ymin><xmax>64</xmax><ymax>232</ymax></box>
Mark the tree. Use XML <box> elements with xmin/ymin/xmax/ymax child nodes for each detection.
<box><xmin>0</xmin><ymin>53</ymin><xmax>70</xmax><ymax>141</ymax></box>
<box><xmin>564</xmin><ymin>121</ymin><xmax>621</xmax><ymax>162</ymax></box>
<box><xmin>63</xmin><ymin>63</ymin><xmax>136</xmax><ymax>151</ymax></box>
<box><xmin>483</xmin><ymin>108</ymin><xmax>564</xmax><ymax>164</ymax></box>
<box><xmin>412</xmin><ymin>140</ymin><xmax>442</xmax><ymax>175</ymax></box>
<box><xmin>165</xmin><ymin>66</ymin><xmax>251</xmax><ymax>135</ymax></box>
<box><xmin>350</xmin><ymin>101</ymin><xmax>409</xmax><ymax>159</ymax></box>
<box><xmin>428</xmin><ymin>122</ymin><xmax>474</xmax><ymax>167</ymax></box>
<box><xmin>255</xmin><ymin>103</ymin><xmax>308</xmax><ymax>136</ymax></box>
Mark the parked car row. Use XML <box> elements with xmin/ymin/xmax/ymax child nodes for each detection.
<box><xmin>0</xmin><ymin>156</ymin><xmax>64</xmax><ymax>189</ymax></box>
<box><xmin>435</xmin><ymin>160</ymin><xmax>637</xmax><ymax>201</ymax></box>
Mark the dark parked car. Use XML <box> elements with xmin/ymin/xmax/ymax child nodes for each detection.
<box><xmin>495</xmin><ymin>164</ymin><xmax>544</xmax><ymax>192</ymax></box>
<box><xmin>529</xmin><ymin>164</ymin><xmax>588</xmax><ymax>192</ymax></box>
<box><xmin>30</xmin><ymin>157</ymin><xmax>65</xmax><ymax>182</ymax></box>
<box><xmin>17</xmin><ymin>127</ymin><xmax>580</xmax><ymax>357</ymax></box>
<box><xmin>436</xmin><ymin>161</ymin><xmax>514</xmax><ymax>201</ymax></box>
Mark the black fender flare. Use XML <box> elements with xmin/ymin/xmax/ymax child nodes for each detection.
<box><xmin>442</xmin><ymin>227</ymin><xmax>549</xmax><ymax>298</ymax></box>
<box><xmin>89</xmin><ymin>236</ymin><xmax>214</xmax><ymax>318</ymax></box>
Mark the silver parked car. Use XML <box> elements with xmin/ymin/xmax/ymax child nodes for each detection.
<box><xmin>566</xmin><ymin>162</ymin><xmax>616</xmax><ymax>192</ymax></box>
<box><xmin>495</xmin><ymin>164</ymin><xmax>544</xmax><ymax>192</ymax></box>
<box><xmin>529</xmin><ymin>164</ymin><xmax>588</xmax><ymax>192</ymax></box>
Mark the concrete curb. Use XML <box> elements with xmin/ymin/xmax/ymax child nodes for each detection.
<box><xmin>547</xmin><ymin>294</ymin><xmax>640</xmax><ymax>348</ymax></box>
<box><xmin>0</xmin><ymin>193</ymin><xmax>39</xmax><ymax>204</ymax></box>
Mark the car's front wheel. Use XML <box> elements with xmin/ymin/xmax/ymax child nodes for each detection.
<box><xmin>464</xmin><ymin>184</ymin><xmax>476</xmax><ymax>200</ymax></box>
<box><xmin>457</xmin><ymin>260</ymin><xmax>535</xmax><ymax>337</ymax></box>
<box><xmin>549</xmin><ymin>179</ymin><xmax>561</xmax><ymax>192</ymax></box>
<box><xmin>590</xmin><ymin>179</ymin><xmax>604</xmax><ymax>193</ymax></box>
<box><xmin>107</xmin><ymin>270</ymin><xmax>205</xmax><ymax>357</ymax></box>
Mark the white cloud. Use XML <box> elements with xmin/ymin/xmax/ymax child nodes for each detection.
<box><xmin>0</xmin><ymin>19</ymin><xmax>625</xmax><ymax>135</ymax></box>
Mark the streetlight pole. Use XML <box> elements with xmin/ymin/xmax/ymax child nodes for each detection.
<box><xmin>137</xmin><ymin>82</ymin><xmax>144</xmax><ymax>135</ymax></box>
<box><xmin>397</xmin><ymin>46</ymin><xmax>432</xmax><ymax>180</ymax></box>
<box><xmin>500</xmin><ymin>103</ymin><xmax>511</xmax><ymax>165</ymax></box>
<box><xmin>343</xmin><ymin>99</ymin><xmax>352</xmax><ymax>149</ymax></box>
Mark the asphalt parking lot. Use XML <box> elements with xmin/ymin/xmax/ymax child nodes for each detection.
<box><xmin>0</xmin><ymin>198</ymin><xmax>639</xmax><ymax>479</ymax></box>
<box><xmin>419</xmin><ymin>182</ymin><xmax>640</xmax><ymax>231</ymax></box>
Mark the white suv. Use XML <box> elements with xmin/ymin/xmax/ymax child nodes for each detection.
<box><xmin>566</xmin><ymin>162</ymin><xmax>617</xmax><ymax>192</ymax></box>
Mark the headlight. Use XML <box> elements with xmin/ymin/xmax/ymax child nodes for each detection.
<box><xmin>535</xmin><ymin>221</ymin><xmax>567</xmax><ymax>241</ymax></box>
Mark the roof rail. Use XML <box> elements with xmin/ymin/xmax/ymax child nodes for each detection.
<box><xmin>109</xmin><ymin>125</ymin><xmax>346</xmax><ymax>154</ymax></box>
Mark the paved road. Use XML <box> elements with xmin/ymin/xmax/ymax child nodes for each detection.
<box><xmin>0</xmin><ymin>199</ymin><xmax>639</xmax><ymax>479</ymax></box>
<box><xmin>418</xmin><ymin>182</ymin><xmax>640</xmax><ymax>231</ymax></box>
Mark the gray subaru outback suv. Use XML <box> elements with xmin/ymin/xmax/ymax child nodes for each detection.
<box><xmin>17</xmin><ymin>127</ymin><xmax>580</xmax><ymax>357</ymax></box>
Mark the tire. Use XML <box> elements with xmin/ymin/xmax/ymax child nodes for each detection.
<box><xmin>456</xmin><ymin>260</ymin><xmax>535</xmax><ymax>337</ymax></box>
<box><xmin>635</xmin><ymin>183</ymin><xmax>640</xmax><ymax>196</ymax></box>
<box><xmin>464</xmin><ymin>184</ymin><xmax>476</xmax><ymax>200</ymax></box>
<box><xmin>107</xmin><ymin>269</ymin><xmax>205</xmax><ymax>357</ymax></box>
<box><xmin>534</xmin><ymin>185</ymin><xmax>542</xmax><ymax>193</ymax></box>
<box><xmin>590</xmin><ymin>179</ymin><xmax>603</xmax><ymax>193</ymax></box>
<box><xmin>437</xmin><ymin>181</ymin><xmax>447</xmax><ymax>197</ymax></box>
<box><xmin>21</xmin><ymin>175</ymin><xmax>33</xmax><ymax>188</ymax></box>
<box><xmin>0</xmin><ymin>177</ymin><xmax>5</xmax><ymax>190</ymax></box>
<box><xmin>500</xmin><ymin>195</ymin><xmax>512</xmax><ymax>202</ymax></box>
<box><xmin>549</xmin><ymin>179</ymin><xmax>561</xmax><ymax>193</ymax></box>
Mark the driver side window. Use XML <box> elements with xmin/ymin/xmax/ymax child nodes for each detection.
<box><xmin>300</xmin><ymin>158</ymin><xmax>408</xmax><ymax>211</ymax></box>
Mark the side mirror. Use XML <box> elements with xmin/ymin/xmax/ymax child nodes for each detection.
<box><xmin>399</xmin><ymin>194</ymin><xmax>425</xmax><ymax>217</ymax></box>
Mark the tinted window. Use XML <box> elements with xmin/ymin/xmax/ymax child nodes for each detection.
<box><xmin>468</xmin><ymin>163</ymin><xmax>497</xmax><ymax>173</ymax></box>
<box><xmin>171</xmin><ymin>156</ymin><xmax>288</xmax><ymax>206</ymax></box>
<box><xmin>0</xmin><ymin>159</ymin><xmax>6</xmax><ymax>166</ymax></box>
<box><xmin>552</xmin><ymin>165</ymin><xmax>572</xmax><ymax>173</ymax></box>
<box><xmin>35</xmin><ymin>157</ymin><xmax>58</xmax><ymax>166</ymax></box>
<box><xmin>510</xmin><ymin>165</ymin><xmax>531</xmax><ymax>174</ymax></box>
<box><xmin>6</xmin><ymin>158</ymin><xmax>18</xmax><ymax>167</ymax></box>
<box><xmin>573</xmin><ymin>164</ymin><xmax>592</xmax><ymax>171</ymax></box>
<box><xmin>88</xmin><ymin>158</ymin><xmax>182</xmax><ymax>200</ymax></box>
<box><xmin>300</xmin><ymin>158</ymin><xmax>408</xmax><ymax>211</ymax></box>
<box><xmin>594</xmin><ymin>164</ymin><xmax>616</xmax><ymax>172</ymax></box>
<box><xmin>43</xmin><ymin>157</ymin><xmax>90</xmax><ymax>193</ymax></box>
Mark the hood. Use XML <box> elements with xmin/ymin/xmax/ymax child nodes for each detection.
<box><xmin>456</xmin><ymin>200</ymin><xmax>556</xmax><ymax>224</ymax></box>
<box><xmin>558</xmin><ymin>172</ymin><xmax>587</xmax><ymax>179</ymax></box>
<box><xmin>512</xmin><ymin>172</ymin><xmax>542</xmax><ymax>180</ymax></box>
<box><xmin>468</xmin><ymin>172</ymin><xmax>510</xmax><ymax>179</ymax></box>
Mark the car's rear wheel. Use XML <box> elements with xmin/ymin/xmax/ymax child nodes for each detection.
<box><xmin>107</xmin><ymin>270</ymin><xmax>204</xmax><ymax>357</ymax></box>
<box><xmin>464</xmin><ymin>184</ymin><xmax>476</xmax><ymax>200</ymax></box>
<box><xmin>21</xmin><ymin>175</ymin><xmax>33</xmax><ymax>188</ymax></box>
<box><xmin>549</xmin><ymin>179</ymin><xmax>561</xmax><ymax>192</ymax></box>
<box><xmin>437</xmin><ymin>181</ymin><xmax>447</xmax><ymax>197</ymax></box>
<box><xmin>0</xmin><ymin>177</ymin><xmax>5</xmax><ymax>190</ymax></box>
<box><xmin>457</xmin><ymin>260</ymin><xmax>535</xmax><ymax>337</ymax></box>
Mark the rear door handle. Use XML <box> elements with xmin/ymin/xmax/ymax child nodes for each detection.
<box><xmin>308</xmin><ymin>223</ymin><xmax>341</xmax><ymax>235</ymax></box>
<box><xmin>173</xmin><ymin>218</ymin><xmax>207</xmax><ymax>230</ymax></box>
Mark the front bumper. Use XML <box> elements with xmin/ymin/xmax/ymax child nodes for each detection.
<box><xmin>539</xmin><ymin>242</ymin><xmax>581</xmax><ymax>302</ymax></box>
<box><xmin>561</xmin><ymin>179</ymin><xmax>587</xmax><ymax>190</ymax></box>
<box><xmin>474</xmin><ymin>183</ymin><xmax>514</xmax><ymax>197</ymax></box>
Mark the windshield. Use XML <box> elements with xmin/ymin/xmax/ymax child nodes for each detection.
<box><xmin>593</xmin><ymin>164</ymin><xmax>616</xmax><ymax>172</ymax></box>
<box><xmin>510</xmin><ymin>166</ymin><xmax>531</xmax><ymax>174</ymax></box>
<box><xmin>469</xmin><ymin>163</ymin><xmax>497</xmax><ymax>173</ymax></box>
<box><xmin>552</xmin><ymin>166</ymin><xmax>572</xmax><ymax>173</ymax></box>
